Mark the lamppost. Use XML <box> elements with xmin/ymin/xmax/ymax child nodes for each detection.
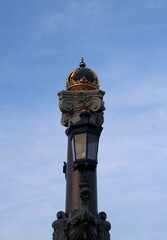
<box><xmin>52</xmin><ymin>58</ymin><xmax>111</xmax><ymax>240</ymax></box>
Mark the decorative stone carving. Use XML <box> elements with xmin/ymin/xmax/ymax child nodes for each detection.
<box><xmin>52</xmin><ymin>210</ymin><xmax>111</xmax><ymax>240</ymax></box>
<box><xmin>52</xmin><ymin>185</ymin><xmax>111</xmax><ymax>240</ymax></box>
<box><xmin>52</xmin><ymin>211</ymin><xmax>67</xmax><ymax>240</ymax></box>
<box><xmin>80</xmin><ymin>182</ymin><xmax>91</xmax><ymax>203</ymax></box>
<box><xmin>58</xmin><ymin>90</ymin><xmax>105</xmax><ymax>127</ymax></box>
<box><xmin>68</xmin><ymin>210</ymin><xmax>98</xmax><ymax>240</ymax></box>
<box><xmin>98</xmin><ymin>212</ymin><xmax>111</xmax><ymax>240</ymax></box>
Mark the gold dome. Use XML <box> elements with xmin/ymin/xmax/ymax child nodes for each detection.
<box><xmin>66</xmin><ymin>58</ymin><xmax>99</xmax><ymax>91</ymax></box>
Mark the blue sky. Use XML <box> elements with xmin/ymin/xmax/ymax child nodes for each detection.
<box><xmin>0</xmin><ymin>0</ymin><xmax>167</xmax><ymax>239</ymax></box>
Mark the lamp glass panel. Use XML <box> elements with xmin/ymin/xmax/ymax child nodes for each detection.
<box><xmin>87</xmin><ymin>133</ymin><xmax>98</xmax><ymax>160</ymax></box>
<box><xmin>71</xmin><ymin>138</ymin><xmax>75</xmax><ymax>161</ymax></box>
<box><xmin>74</xmin><ymin>133</ymin><xmax>87</xmax><ymax>160</ymax></box>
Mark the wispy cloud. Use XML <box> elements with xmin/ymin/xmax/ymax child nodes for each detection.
<box><xmin>146</xmin><ymin>0</ymin><xmax>165</xmax><ymax>9</ymax></box>
<box><xmin>34</xmin><ymin>0</ymin><xmax>113</xmax><ymax>37</ymax></box>
<box><xmin>0</xmin><ymin>105</ymin><xmax>66</xmax><ymax>233</ymax></box>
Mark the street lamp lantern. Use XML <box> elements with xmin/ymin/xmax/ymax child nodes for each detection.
<box><xmin>67</xmin><ymin>111</ymin><xmax>103</xmax><ymax>171</ymax></box>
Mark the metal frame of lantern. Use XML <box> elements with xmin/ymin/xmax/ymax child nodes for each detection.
<box><xmin>66</xmin><ymin>111</ymin><xmax>103</xmax><ymax>172</ymax></box>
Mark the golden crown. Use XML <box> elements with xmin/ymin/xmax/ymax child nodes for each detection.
<box><xmin>66</xmin><ymin>58</ymin><xmax>99</xmax><ymax>91</ymax></box>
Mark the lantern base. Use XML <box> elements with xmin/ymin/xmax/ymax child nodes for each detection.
<box><xmin>73</xmin><ymin>159</ymin><xmax>97</xmax><ymax>172</ymax></box>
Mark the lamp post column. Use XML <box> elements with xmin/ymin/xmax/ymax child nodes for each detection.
<box><xmin>52</xmin><ymin>59</ymin><xmax>111</xmax><ymax>240</ymax></box>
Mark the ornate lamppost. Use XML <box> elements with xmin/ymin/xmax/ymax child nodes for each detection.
<box><xmin>52</xmin><ymin>58</ymin><xmax>111</xmax><ymax>240</ymax></box>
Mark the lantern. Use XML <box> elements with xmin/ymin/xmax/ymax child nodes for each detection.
<box><xmin>68</xmin><ymin>112</ymin><xmax>103</xmax><ymax>171</ymax></box>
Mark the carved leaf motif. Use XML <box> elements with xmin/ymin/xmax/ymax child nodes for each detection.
<box><xmin>68</xmin><ymin>223</ymin><xmax>97</xmax><ymax>240</ymax></box>
<box><xmin>68</xmin><ymin>211</ymin><xmax>97</xmax><ymax>240</ymax></box>
<box><xmin>61</xmin><ymin>113</ymin><xmax>69</xmax><ymax>127</ymax></box>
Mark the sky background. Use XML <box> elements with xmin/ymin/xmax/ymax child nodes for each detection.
<box><xmin>0</xmin><ymin>0</ymin><xmax>167</xmax><ymax>239</ymax></box>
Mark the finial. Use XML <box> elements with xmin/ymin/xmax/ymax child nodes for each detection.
<box><xmin>79</xmin><ymin>57</ymin><xmax>86</xmax><ymax>68</ymax></box>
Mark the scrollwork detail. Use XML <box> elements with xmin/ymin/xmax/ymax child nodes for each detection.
<box><xmin>89</xmin><ymin>99</ymin><xmax>101</xmax><ymax>112</ymax></box>
<box><xmin>61</xmin><ymin>100</ymin><xmax>74</xmax><ymax>113</ymax></box>
<box><xmin>58</xmin><ymin>90</ymin><xmax>105</xmax><ymax>126</ymax></box>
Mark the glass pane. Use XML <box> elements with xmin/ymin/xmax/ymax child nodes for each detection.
<box><xmin>71</xmin><ymin>138</ymin><xmax>76</xmax><ymax>161</ymax></box>
<box><xmin>75</xmin><ymin>133</ymin><xmax>87</xmax><ymax>160</ymax></box>
<box><xmin>87</xmin><ymin>134</ymin><xmax>98</xmax><ymax>160</ymax></box>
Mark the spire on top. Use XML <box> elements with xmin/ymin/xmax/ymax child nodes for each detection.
<box><xmin>79</xmin><ymin>57</ymin><xmax>86</xmax><ymax>68</ymax></box>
